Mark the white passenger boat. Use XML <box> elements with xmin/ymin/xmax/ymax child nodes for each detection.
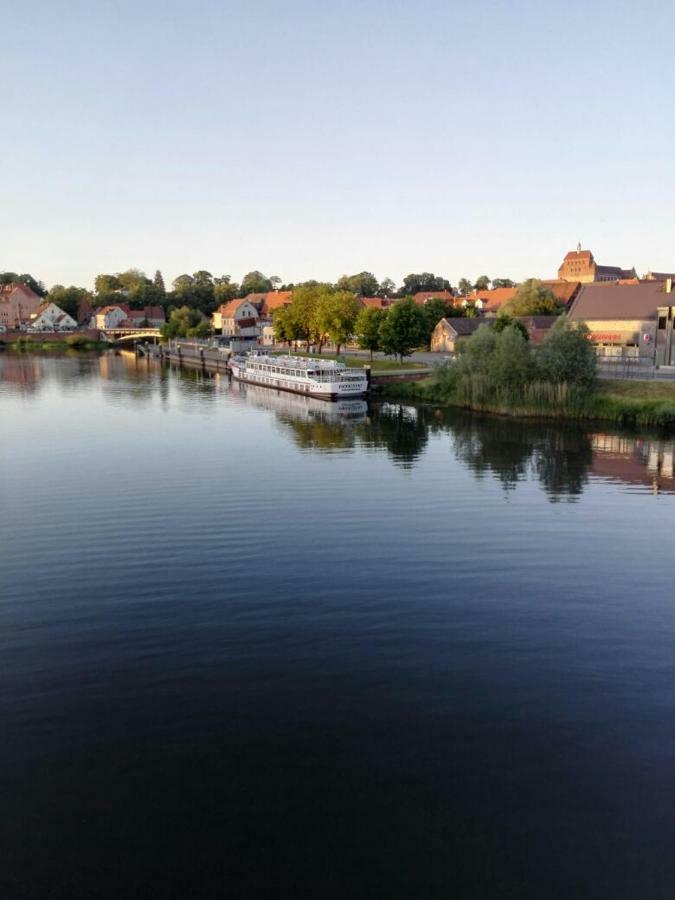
<box><xmin>228</xmin><ymin>352</ymin><xmax>369</xmax><ymax>401</ymax></box>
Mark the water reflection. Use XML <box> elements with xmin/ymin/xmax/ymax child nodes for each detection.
<box><xmin>3</xmin><ymin>352</ymin><xmax>674</xmax><ymax>497</ymax></box>
<box><xmin>591</xmin><ymin>433</ymin><xmax>675</xmax><ymax>494</ymax></box>
<box><xmin>449</xmin><ymin>414</ymin><xmax>594</xmax><ymax>500</ymax></box>
<box><xmin>0</xmin><ymin>350</ymin><xmax>100</xmax><ymax>395</ymax></box>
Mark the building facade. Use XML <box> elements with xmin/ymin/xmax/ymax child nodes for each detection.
<box><xmin>30</xmin><ymin>303</ymin><xmax>77</xmax><ymax>331</ymax></box>
<box><xmin>0</xmin><ymin>284</ymin><xmax>43</xmax><ymax>328</ymax></box>
<box><xmin>212</xmin><ymin>299</ymin><xmax>260</xmax><ymax>337</ymax></box>
<box><xmin>94</xmin><ymin>305</ymin><xmax>129</xmax><ymax>329</ymax></box>
<box><xmin>558</xmin><ymin>247</ymin><xmax>635</xmax><ymax>284</ymax></box>
<box><xmin>567</xmin><ymin>280</ymin><xmax>675</xmax><ymax>362</ymax></box>
<box><xmin>430</xmin><ymin>317</ymin><xmax>482</xmax><ymax>352</ymax></box>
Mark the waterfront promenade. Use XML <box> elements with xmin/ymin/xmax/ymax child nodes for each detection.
<box><xmin>151</xmin><ymin>340</ymin><xmax>433</xmax><ymax>387</ymax></box>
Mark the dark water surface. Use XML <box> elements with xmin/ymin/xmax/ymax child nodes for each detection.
<box><xmin>2</xmin><ymin>352</ymin><xmax>675</xmax><ymax>899</ymax></box>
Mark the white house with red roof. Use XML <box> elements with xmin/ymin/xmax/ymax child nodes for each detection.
<box><xmin>212</xmin><ymin>298</ymin><xmax>260</xmax><ymax>337</ymax></box>
<box><xmin>30</xmin><ymin>302</ymin><xmax>77</xmax><ymax>331</ymax></box>
<box><xmin>94</xmin><ymin>305</ymin><xmax>130</xmax><ymax>329</ymax></box>
<box><xmin>94</xmin><ymin>304</ymin><xmax>166</xmax><ymax>330</ymax></box>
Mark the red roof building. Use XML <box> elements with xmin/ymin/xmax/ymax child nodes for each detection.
<box><xmin>413</xmin><ymin>290</ymin><xmax>455</xmax><ymax>306</ymax></box>
<box><xmin>359</xmin><ymin>297</ymin><xmax>395</xmax><ymax>310</ymax></box>
<box><xmin>0</xmin><ymin>283</ymin><xmax>44</xmax><ymax>328</ymax></box>
<box><xmin>260</xmin><ymin>291</ymin><xmax>293</xmax><ymax>316</ymax></box>
<box><xmin>558</xmin><ymin>247</ymin><xmax>635</xmax><ymax>283</ymax></box>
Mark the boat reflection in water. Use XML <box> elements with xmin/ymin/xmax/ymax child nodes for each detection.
<box><xmin>226</xmin><ymin>379</ymin><xmax>369</xmax><ymax>424</ymax></box>
<box><xmin>3</xmin><ymin>351</ymin><xmax>675</xmax><ymax>497</ymax></box>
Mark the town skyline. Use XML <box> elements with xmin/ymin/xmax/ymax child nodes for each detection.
<box><xmin>2</xmin><ymin>240</ymin><xmax>671</xmax><ymax>295</ymax></box>
<box><xmin>4</xmin><ymin>1</ymin><xmax>675</xmax><ymax>291</ymax></box>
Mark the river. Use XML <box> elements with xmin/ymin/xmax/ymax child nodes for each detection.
<box><xmin>2</xmin><ymin>351</ymin><xmax>675</xmax><ymax>899</ymax></box>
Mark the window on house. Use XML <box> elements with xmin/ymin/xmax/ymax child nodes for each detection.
<box><xmin>658</xmin><ymin>317</ymin><xmax>667</xmax><ymax>330</ymax></box>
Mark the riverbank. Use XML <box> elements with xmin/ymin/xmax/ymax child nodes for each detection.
<box><xmin>382</xmin><ymin>377</ymin><xmax>675</xmax><ymax>429</ymax></box>
<box><xmin>6</xmin><ymin>337</ymin><xmax>109</xmax><ymax>351</ymax></box>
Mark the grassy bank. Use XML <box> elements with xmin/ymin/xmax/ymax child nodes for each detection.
<box><xmin>272</xmin><ymin>350</ymin><xmax>422</xmax><ymax>371</ymax></box>
<box><xmin>7</xmin><ymin>337</ymin><xmax>109</xmax><ymax>351</ymax></box>
<box><xmin>382</xmin><ymin>377</ymin><xmax>675</xmax><ymax>430</ymax></box>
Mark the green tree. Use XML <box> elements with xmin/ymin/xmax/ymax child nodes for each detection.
<box><xmin>273</xmin><ymin>304</ymin><xmax>304</xmax><ymax>346</ymax></box>
<box><xmin>492</xmin><ymin>278</ymin><xmax>515</xmax><ymax>289</ymax></box>
<box><xmin>281</xmin><ymin>282</ymin><xmax>336</xmax><ymax>351</ymax></box>
<box><xmin>378</xmin><ymin>277</ymin><xmax>397</xmax><ymax>297</ymax></box>
<box><xmin>94</xmin><ymin>273</ymin><xmax>122</xmax><ymax>295</ymax></box>
<box><xmin>488</xmin><ymin>326</ymin><xmax>534</xmax><ymax>390</ymax></box>
<box><xmin>455</xmin><ymin>323</ymin><xmax>498</xmax><ymax>375</ymax></box>
<box><xmin>450</xmin><ymin>324</ymin><xmax>534</xmax><ymax>404</ymax></box>
<box><xmin>117</xmin><ymin>269</ymin><xmax>150</xmax><ymax>298</ymax></box>
<box><xmin>401</xmin><ymin>273</ymin><xmax>452</xmax><ymax>295</ymax></box>
<box><xmin>241</xmin><ymin>270</ymin><xmax>273</xmax><ymax>295</ymax></box>
<box><xmin>317</xmin><ymin>290</ymin><xmax>359</xmax><ymax>356</ymax></box>
<box><xmin>474</xmin><ymin>275</ymin><xmax>490</xmax><ymax>291</ymax></box>
<box><xmin>500</xmin><ymin>279</ymin><xmax>562</xmax><ymax>317</ymax></box>
<box><xmin>170</xmin><ymin>273</ymin><xmax>216</xmax><ymax>314</ymax></box>
<box><xmin>536</xmin><ymin>318</ymin><xmax>596</xmax><ymax>388</ymax></box>
<box><xmin>15</xmin><ymin>274</ymin><xmax>46</xmax><ymax>296</ymax></box>
<box><xmin>153</xmin><ymin>270</ymin><xmax>166</xmax><ymax>297</ymax></box>
<box><xmin>457</xmin><ymin>278</ymin><xmax>473</xmax><ymax>296</ymax></box>
<box><xmin>492</xmin><ymin>313</ymin><xmax>529</xmax><ymax>341</ymax></box>
<box><xmin>46</xmin><ymin>285</ymin><xmax>92</xmax><ymax>320</ymax></box>
<box><xmin>188</xmin><ymin>320</ymin><xmax>212</xmax><ymax>338</ymax></box>
<box><xmin>214</xmin><ymin>277</ymin><xmax>239</xmax><ymax>304</ymax></box>
<box><xmin>172</xmin><ymin>274</ymin><xmax>194</xmax><ymax>295</ymax></box>
<box><xmin>355</xmin><ymin>306</ymin><xmax>386</xmax><ymax>359</ymax></box>
<box><xmin>378</xmin><ymin>298</ymin><xmax>426</xmax><ymax>362</ymax></box>
<box><xmin>336</xmin><ymin>271</ymin><xmax>380</xmax><ymax>297</ymax></box>
<box><xmin>162</xmin><ymin>306</ymin><xmax>209</xmax><ymax>338</ymax></box>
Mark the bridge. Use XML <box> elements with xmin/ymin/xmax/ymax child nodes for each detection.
<box><xmin>100</xmin><ymin>327</ymin><xmax>162</xmax><ymax>343</ymax></box>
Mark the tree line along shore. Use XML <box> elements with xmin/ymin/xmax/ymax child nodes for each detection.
<box><xmin>383</xmin><ymin>320</ymin><xmax>675</xmax><ymax>430</ymax></box>
<box><xmin>5</xmin><ymin>268</ymin><xmax>675</xmax><ymax>430</ymax></box>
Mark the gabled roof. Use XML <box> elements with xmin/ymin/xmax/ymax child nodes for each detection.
<box><xmin>568</xmin><ymin>281</ymin><xmax>669</xmax><ymax>321</ymax></box>
<box><xmin>563</xmin><ymin>249</ymin><xmax>594</xmax><ymax>262</ymax></box>
<box><xmin>0</xmin><ymin>283</ymin><xmax>41</xmax><ymax>302</ymax></box>
<box><xmin>518</xmin><ymin>315</ymin><xmax>560</xmax><ymax>329</ymax></box>
<box><xmin>471</xmin><ymin>287</ymin><xmax>518</xmax><ymax>312</ymax></box>
<box><xmin>127</xmin><ymin>306</ymin><xmax>165</xmax><ymax>320</ymax></box>
<box><xmin>540</xmin><ymin>280</ymin><xmax>581</xmax><ymax>306</ymax></box>
<box><xmin>413</xmin><ymin>290</ymin><xmax>454</xmax><ymax>306</ymax></box>
<box><xmin>261</xmin><ymin>291</ymin><xmax>293</xmax><ymax>315</ymax></box>
<box><xmin>596</xmin><ymin>265</ymin><xmax>635</xmax><ymax>279</ymax></box>
<box><xmin>242</xmin><ymin>293</ymin><xmax>269</xmax><ymax>311</ymax></box>
<box><xmin>217</xmin><ymin>298</ymin><xmax>256</xmax><ymax>318</ymax></box>
<box><xmin>438</xmin><ymin>317</ymin><xmax>483</xmax><ymax>336</ymax></box>
<box><xmin>97</xmin><ymin>303</ymin><xmax>129</xmax><ymax>315</ymax></box>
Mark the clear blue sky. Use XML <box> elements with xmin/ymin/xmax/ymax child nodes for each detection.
<box><xmin>3</xmin><ymin>0</ymin><xmax>674</xmax><ymax>290</ymax></box>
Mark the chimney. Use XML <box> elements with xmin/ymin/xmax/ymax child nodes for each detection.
<box><xmin>666</xmin><ymin>278</ymin><xmax>673</xmax><ymax>294</ymax></box>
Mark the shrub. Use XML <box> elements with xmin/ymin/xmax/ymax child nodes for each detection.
<box><xmin>500</xmin><ymin>279</ymin><xmax>564</xmax><ymax>317</ymax></box>
<box><xmin>65</xmin><ymin>334</ymin><xmax>90</xmax><ymax>349</ymax></box>
<box><xmin>535</xmin><ymin>318</ymin><xmax>596</xmax><ymax>388</ymax></box>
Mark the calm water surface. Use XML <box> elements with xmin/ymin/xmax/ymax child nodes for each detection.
<box><xmin>2</xmin><ymin>352</ymin><xmax>675</xmax><ymax>899</ymax></box>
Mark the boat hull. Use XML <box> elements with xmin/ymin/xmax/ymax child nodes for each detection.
<box><xmin>228</xmin><ymin>366</ymin><xmax>367</xmax><ymax>401</ymax></box>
